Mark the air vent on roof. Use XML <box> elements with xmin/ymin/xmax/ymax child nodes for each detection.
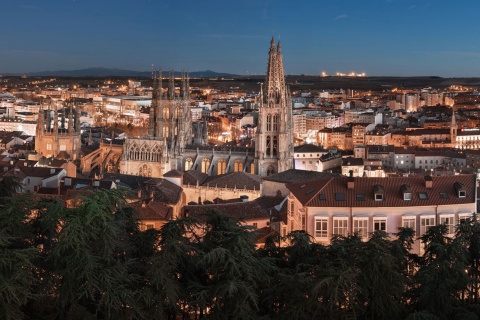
<box><xmin>299</xmin><ymin>184</ymin><xmax>307</xmax><ymax>189</ymax></box>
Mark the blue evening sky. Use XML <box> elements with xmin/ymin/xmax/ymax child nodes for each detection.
<box><xmin>1</xmin><ymin>0</ymin><xmax>480</xmax><ymax>76</ymax></box>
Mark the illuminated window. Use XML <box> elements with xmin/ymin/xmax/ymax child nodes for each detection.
<box><xmin>184</xmin><ymin>158</ymin><xmax>193</xmax><ymax>171</ymax></box>
<box><xmin>234</xmin><ymin>159</ymin><xmax>243</xmax><ymax>172</ymax></box>
<box><xmin>201</xmin><ymin>158</ymin><xmax>210</xmax><ymax>174</ymax></box>
<box><xmin>218</xmin><ymin>159</ymin><xmax>227</xmax><ymax>174</ymax></box>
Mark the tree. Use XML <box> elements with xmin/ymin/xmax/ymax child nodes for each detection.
<box><xmin>411</xmin><ymin>224</ymin><xmax>469</xmax><ymax>319</ymax></box>
<box><xmin>47</xmin><ymin>189</ymin><xmax>143</xmax><ymax>319</ymax></box>
<box><xmin>0</xmin><ymin>195</ymin><xmax>38</xmax><ymax>320</ymax></box>
<box><xmin>147</xmin><ymin>217</ymin><xmax>201</xmax><ymax>320</ymax></box>
<box><xmin>192</xmin><ymin>211</ymin><xmax>275</xmax><ymax>320</ymax></box>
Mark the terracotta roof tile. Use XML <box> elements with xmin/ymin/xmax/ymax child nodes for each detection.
<box><xmin>287</xmin><ymin>174</ymin><xmax>476</xmax><ymax>208</ymax></box>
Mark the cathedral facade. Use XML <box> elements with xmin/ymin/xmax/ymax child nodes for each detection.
<box><xmin>254</xmin><ymin>38</ymin><xmax>294</xmax><ymax>176</ymax></box>
<box><xmin>119</xmin><ymin>71</ymin><xmax>193</xmax><ymax>177</ymax></box>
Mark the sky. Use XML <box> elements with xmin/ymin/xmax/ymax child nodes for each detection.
<box><xmin>2</xmin><ymin>0</ymin><xmax>480</xmax><ymax>77</ymax></box>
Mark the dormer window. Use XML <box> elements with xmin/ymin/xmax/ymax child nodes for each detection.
<box><xmin>401</xmin><ymin>184</ymin><xmax>412</xmax><ymax>201</ymax></box>
<box><xmin>454</xmin><ymin>182</ymin><xmax>467</xmax><ymax>198</ymax></box>
<box><xmin>373</xmin><ymin>185</ymin><xmax>384</xmax><ymax>201</ymax></box>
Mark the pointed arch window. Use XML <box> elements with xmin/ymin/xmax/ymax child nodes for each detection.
<box><xmin>163</xmin><ymin>108</ymin><xmax>169</xmax><ymax>119</ymax></box>
<box><xmin>129</xmin><ymin>144</ymin><xmax>140</xmax><ymax>160</ymax></box>
<box><xmin>201</xmin><ymin>158</ymin><xmax>210</xmax><ymax>174</ymax></box>
<box><xmin>273</xmin><ymin>136</ymin><xmax>278</xmax><ymax>156</ymax></box>
<box><xmin>234</xmin><ymin>159</ymin><xmax>244</xmax><ymax>172</ymax></box>
<box><xmin>266</xmin><ymin>136</ymin><xmax>271</xmax><ymax>157</ymax></box>
<box><xmin>266</xmin><ymin>114</ymin><xmax>272</xmax><ymax>131</ymax></box>
<box><xmin>163</xmin><ymin>126</ymin><xmax>169</xmax><ymax>138</ymax></box>
<box><xmin>185</xmin><ymin>158</ymin><xmax>193</xmax><ymax>171</ymax></box>
<box><xmin>218</xmin><ymin>159</ymin><xmax>227</xmax><ymax>174</ymax></box>
<box><xmin>151</xmin><ymin>144</ymin><xmax>161</xmax><ymax>162</ymax></box>
<box><xmin>273</xmin><ymin>114</ymin><xmax>279</xmax><ymax>131</ymax></box>
<box><xmin>250</xmin><ymin>162</ymin><xmax>255</xmax><ymax>174</ymax></box>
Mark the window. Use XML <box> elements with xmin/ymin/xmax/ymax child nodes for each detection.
<box><xmin>146</xmin><ymin>224</ymin><xmax>154</xmax><ymax>230</ymax></box>
<box><xmin>335</xmin><ymin>193</ymin><xmax>345</xmax><ymax>201</ymax></box>
<box><xmin>353</xmin><ymin>218</ymin><xmax>368</xmax><ymax>238</ymax></box>
<box><xmin>459</xmin><ymin>213</ymin><xmax>473</xmax><ymax>225</ymax></box>
<box><xmin>373</xmin><ymin>218</ymin><xmax>387</xmax><ymax>232</ymax></box>
<box><xmin>420</xmin><ymin>216</ymin><xmax>435</xmax><ymax>235</ymax></box>
<box><xmin>315</xmin><ymin>218</ymin><xmax>328</xmax><ymax>238</ymax></box>
<box><xmin>301</xmin><ymin>215</ymin><xmax>306</xmax><ymax>230</ymax></box>
<box><xmin>439</xmin><ymin>192</ymin><xmax>448</xmax><ymax>199</ymax></box>
<box><xmin>234</xmin><ymin>159</ymin><xmax>243</xmax><ymax>172</ymax></box>
<box><xmin>253</xmin><ymin>222</ymin><xmax>258</xmax><ymax>228</ymax></box>
<box><xmin>440</xmin><ymin>215</ymin><xmax>455</xmax><ymax>235</ymax></box>
<box><xmin>375</xmin><ymin>194</ymin><xmax>383</xmax><ymax>201</ymax></box>
<box><xmin>201</xmin><ymin>158</ymin><xmax>210</xmax><ymax>174</ymax></box>
<box><xmin>318</xmin><ymin>194</ymin><xmax>326</xmax><ymax>200</ymax></box>
<box><xmin>402</xmin><ymin>216</ymin><xmax>416</xmax><ymax>231</ymax></box>
<box><xmin>418</xmin><ymin>192</ymin><xmax>428</xmax><ymax>200</ymax></box>
<box><xmin>356</xmin><ymin>194</ymin><xmax>365</xmax><ymax>201</ymax></box>
<box><xmin>333</xmin><ymin>218</ymin><xmax>348</xmax><ymax>236</ymax></box>
<box><xmin>218</xmin><ymin>159</ymin><xmax>227</xmax><ymax>174</ymax></box>
<box><xmin>404</xmin><ymin>193</ymin><xmax>412</xmax><ymax>200</ymax></box>
<box><xmin>60</xmin><ymin>144</ymin><xmax>66</xmax><ymax>151</ymax></box>
<box><xmin>46</xmin><ymin>143</ymin><xmax>52</xmax><ymax>151</ymax></box>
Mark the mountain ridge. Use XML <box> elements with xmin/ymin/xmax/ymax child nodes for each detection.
<box><xmin>1</xmin><ymin>67</ymin><xmax>240</xmax><ymax>78</ymax></box>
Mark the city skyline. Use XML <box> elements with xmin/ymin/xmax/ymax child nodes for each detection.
<box><xmin>2</xmin><ymin>0</ymin><xmax>480</xmax><ymax>77</ymax></box>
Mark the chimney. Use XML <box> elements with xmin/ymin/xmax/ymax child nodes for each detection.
<box><xmin>424</xmin><ymin>175</ymin><xmax>433</xmax><ymax>189</ymax></box>
<box><xmin>347</xmin><ymin>170</ymin><xmax>354</xmax><ymax>189</ymax></box>
<box><xmin>347</xmin><ymin>177</ymin><xmax>354</xmax><ymax>189</ymax></box>
<box><xmin>50</xmin><ymin>168</ymin><xmax>55</xmax><ymax>174</ymax></box>
<box><xmin>240</xmin><ymin>195</ymin><xmax>249</xmax><ymax>202</ymax></box>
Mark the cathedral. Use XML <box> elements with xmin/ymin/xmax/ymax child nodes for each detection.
<box><xmin>35</xmin><ymin>99</ymin><xmax>82</xmax><ymax>160</ymax></box>
<box><xmin>84</xmin><ymin>38</ymin><xmax>294</xmax><ymax>178</ymax></box>
<box><xmin>119</xmin><ymin>71</ymin><xmax>193</xmax><ymax>177</ymax></box>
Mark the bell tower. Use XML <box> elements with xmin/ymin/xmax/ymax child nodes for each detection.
<box><xmin>254</xmin><ymin>37</ymin><xmax>293</xmax><ymax>176</ymax></box>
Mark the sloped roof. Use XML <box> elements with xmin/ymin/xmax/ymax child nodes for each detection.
<box><xmin>262</xmin><ymin>169</ymin><xmax>340</xmax><ymax>183</ymax></box>
<box><xmin>287</xmin><ymin>174</ymin><xmax>476</xmax><ymax>208</ymax></box>
<box><xmin>163</xmin><ymin>169</ymin><xmax>184</xmax><ymax>177</ymax></box>
<box><xmin>183</xmin><ymin>170</ymin><xmax>208</xmax><ymax>186</ymax></box>
<box><xmin>294</xmin><ymin>144</ymin><xmax>327</xmax><ymax>153</ymax></box>
<box><xmin>202</xmin><ymin>171</ymin><xmax>261</xmax><ymax>190</ymax></box>
<box><xmin>129</xmin><ymin>201</ymin><xmax>172</xmax><ymax>221</ymax></box>
<box><xmin>184</xmin><ymin>195</ymin><xmax>285</xmax><ymax>222</ymax></box>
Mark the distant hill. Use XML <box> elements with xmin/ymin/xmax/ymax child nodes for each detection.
<box><xmin>9</xmin><ymin>67</ymin><xmax>240</xmax><ymax>78</ymax></box>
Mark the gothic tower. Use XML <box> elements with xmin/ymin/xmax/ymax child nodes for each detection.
<box><xmin>451</xmin><ymin>109</ymin><xmax>458</xmax><ymax>148</ymax></box>
<box><xmin>254</xmin><ymin>37</ymin><xmax>294</xmax><ymax>176</ymax></box>
<box><xmin>120</xmin><ymin>70</ymin><xmax>192</xmax><ymax>177</ymax></box>
<box><xmin>35</xmin><ymin>98</ymin><xmax>82</xmax><ymax>160</ymax></box>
